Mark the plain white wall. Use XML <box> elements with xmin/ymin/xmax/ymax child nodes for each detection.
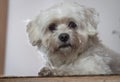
<box><xmin>5</xmin><ymin>0</ymin><xmax>120</xmax><ymax>76</ymax></box>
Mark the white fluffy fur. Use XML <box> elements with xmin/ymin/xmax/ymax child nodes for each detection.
<box><xmin>27</xmin><ymin>3</ymin><xmax>120</xmax><ymax>76</ymax></box>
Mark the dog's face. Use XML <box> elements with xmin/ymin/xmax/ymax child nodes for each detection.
<box><xmin>27</xmin><ymin>3</ymin><xmax>99</xmax><ymax>55</ymax></box>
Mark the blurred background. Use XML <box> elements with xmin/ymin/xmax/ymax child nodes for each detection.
<box><xmin>0</xmin><ymin>0</ymin><xmax>120</xmax><ymax>76</ymax></box>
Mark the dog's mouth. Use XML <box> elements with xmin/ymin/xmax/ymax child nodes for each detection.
<box><xmin>58</xmin><ymin>43</ymin><xmax>72</xmax><ymax>49</ymax></box>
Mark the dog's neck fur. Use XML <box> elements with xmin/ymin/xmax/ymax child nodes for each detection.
<box><xmin>46</xmin><ymin>35</ymin><xmax>101</xmax><ymax>68</ymax></box>
<box><xmin>87</xmin><ymin>35</ymin><xmax>100</xmax><ymax>49</ymax></box>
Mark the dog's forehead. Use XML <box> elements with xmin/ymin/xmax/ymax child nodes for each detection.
<box><xmin>41</xmin><ymin>3</ymin><xmax>84</xmax><ymax>19</ymax></box>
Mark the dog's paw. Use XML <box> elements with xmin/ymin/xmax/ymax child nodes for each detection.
<box><xmin>38</xmin><ymin>67</ymin><xmax>54</xmax><ymax>76</ymax></box>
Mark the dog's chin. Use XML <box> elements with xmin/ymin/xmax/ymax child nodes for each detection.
<box><xmin>58</xmin><ymin>43</ymin><xmax>72</xmax><ymax>49</ymax></box>
<box><xmin>55</xmin><ymin>43</ymin><xmax>73</xmax><ymax>53</ymax></box>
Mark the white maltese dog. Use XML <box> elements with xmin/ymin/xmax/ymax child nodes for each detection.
<box><xmin>26</xmin><ymin>3</ymin><xmax>120</xmax><ymax>76</ymax></box>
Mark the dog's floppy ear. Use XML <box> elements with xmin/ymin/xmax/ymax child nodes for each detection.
<box><xmin>83</xmin><ymin>7</ymin><xmax>99</xmax><ymax>36</ymax></box>
<box><xmin>26</xmin><ymin>17</ymin><xmax>41</xmax><ymax>46</ymax></box>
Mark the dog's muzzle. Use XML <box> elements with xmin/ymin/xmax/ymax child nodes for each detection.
<box><xmin>58</xmin><ymin>33</ymin><xmax>72</xmax><ymax>49</ymax></box>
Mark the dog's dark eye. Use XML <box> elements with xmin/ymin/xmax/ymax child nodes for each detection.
<box><xmin>48</xmin><ymin>23</ymin><xmax>57</xmax><ymax>31</ymax></box>
<box><xmin>68</xmin><ymin>21</ymin><xmax>77</xmax><ymax>29</ymax></box>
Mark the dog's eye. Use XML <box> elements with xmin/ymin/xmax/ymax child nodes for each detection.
<box><xmin>68</xmin><ymin>21</ymin><xmax>77</xmax><ymax>29</ymax></box>
<box><xmin>48</xmin><ymin>23</ymin><xmax>57</xmax><ymax>31</ymax></box>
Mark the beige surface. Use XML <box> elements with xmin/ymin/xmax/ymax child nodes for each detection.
<box><xmin>0</xmin><ymin>0</ymin><xmax>8</xmax><ymax>75</ymax></box>
<box><xmin>0</xmin><ymin>75</ymin><xmax>120</xmax><ymax>82</ymax></box>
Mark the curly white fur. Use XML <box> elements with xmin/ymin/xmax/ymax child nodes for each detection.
<box><xmin>26</xmin><ymin>3</ymin><xmax>120</xmax><ymax>76</ymax></box>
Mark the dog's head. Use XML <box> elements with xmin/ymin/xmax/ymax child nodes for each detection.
<box><xmin>27</xmin><ymin>3</ymin><xmax>99</xmax><ymax>55</ymax></box>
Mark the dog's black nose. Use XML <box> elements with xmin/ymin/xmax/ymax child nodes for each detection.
<box><xmin>59</xmin><ymin>33</ymin><xmax>69</xmax><ymax>42</ymax></box>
